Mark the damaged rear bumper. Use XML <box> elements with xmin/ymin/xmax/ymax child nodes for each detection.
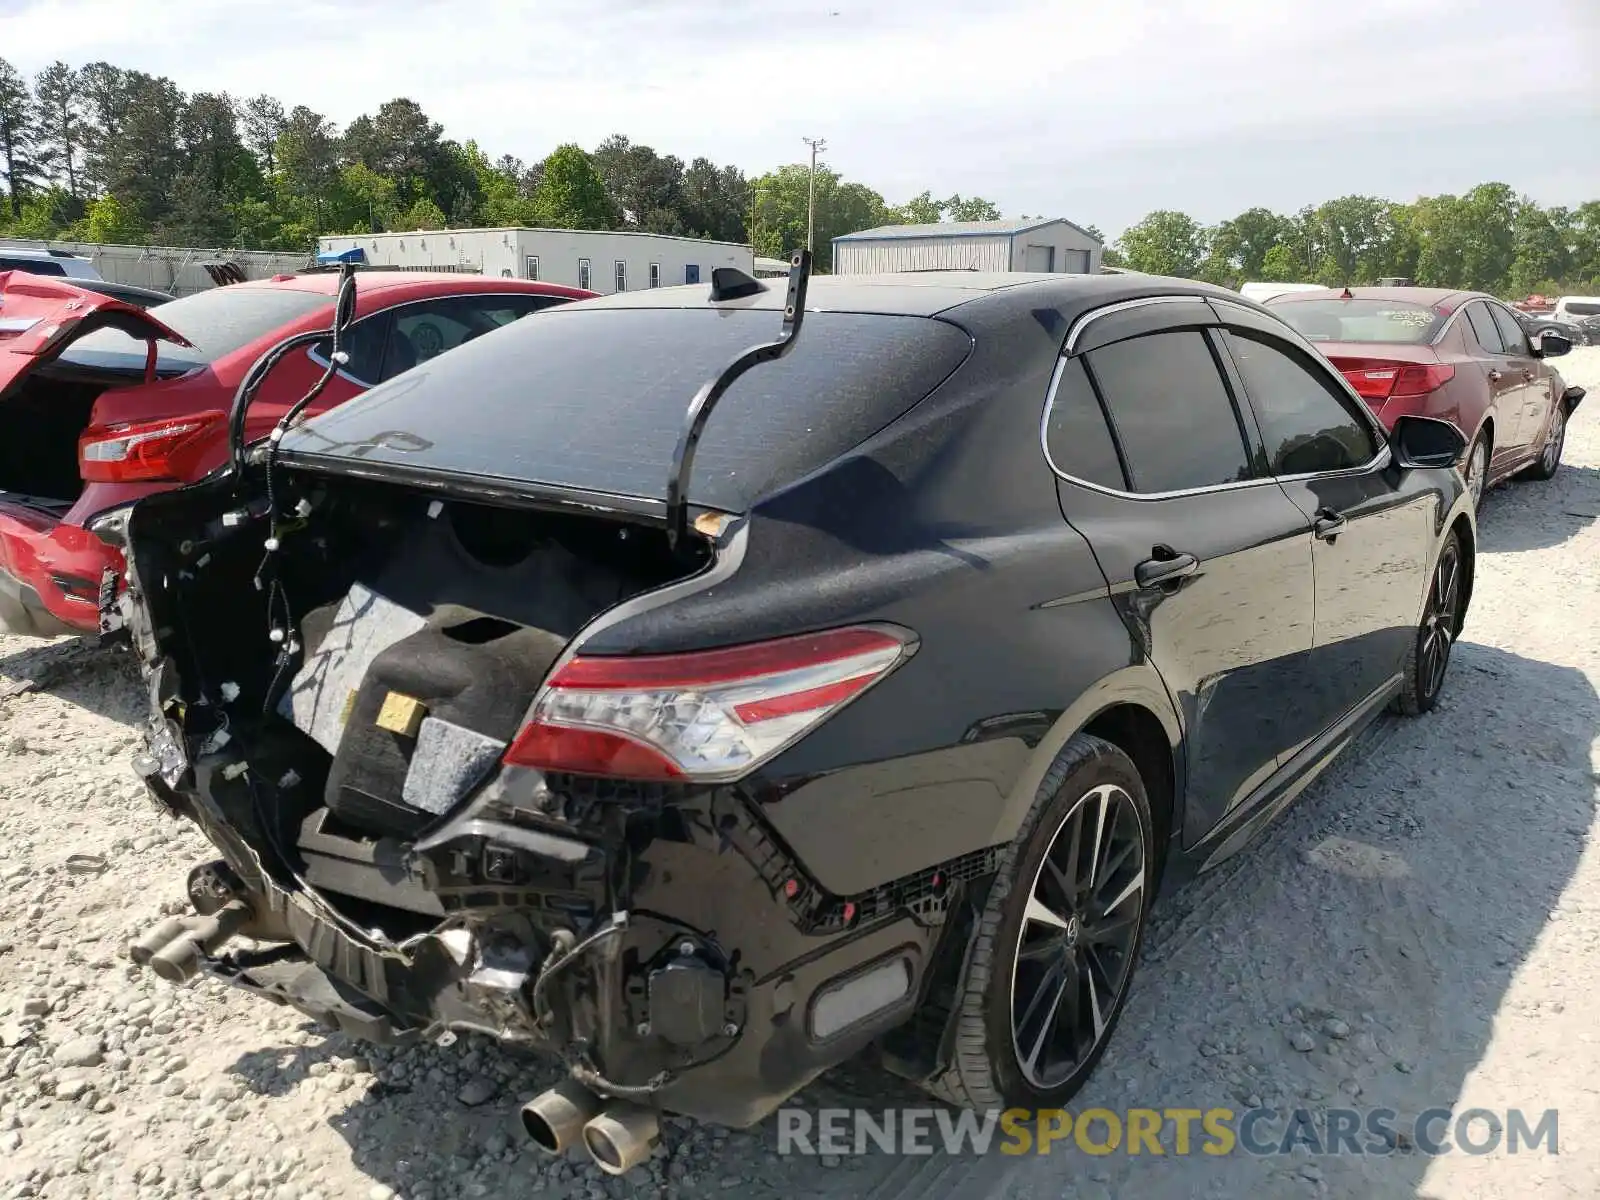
<box><xmin>131</xmin><ymin>732</ymin><xmax>947</xmax><ymax>1128</ymax></box>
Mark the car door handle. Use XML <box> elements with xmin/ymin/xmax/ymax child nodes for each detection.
<box><xmin>1313</xmin><ymin>508</ymin><xmax>1347</xmax><ymax>541</ymax></box>
<box><xmin>1487</xmin><ymin>369</ymin><xmax>1503</xmax><ymax>382</ymax></box>
<box><xmin>1134</xmin><ymin>550</ymin><xmax>1199</xmax><ymax>589</ymax></box>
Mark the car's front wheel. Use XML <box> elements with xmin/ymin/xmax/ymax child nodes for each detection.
<box><xmin>1393</xmin><ymin>529</ymin><xmax>1466</xmax><ymax>716</ymax></box>
<box><xmin>926</xmin><ymin>734</ymin><xmax>1156</xmax><ymax>1110</ymax></box>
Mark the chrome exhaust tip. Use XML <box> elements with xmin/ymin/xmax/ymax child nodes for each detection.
<box><xmin>582</xmin><ymin>1103</ymin><xmax>660</xmax><ymax>1176</ymax></box>
<box><xmin>128</xmin><ymin>916</ymin><xmax>188</xmax><ymax>966</ymax></box>
<box><xmin>519</xmin><ymin>1080</ymin><xmax>602</xmax><ymax>1156</ymax></box>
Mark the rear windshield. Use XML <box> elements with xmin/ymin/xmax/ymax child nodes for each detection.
<box><xmin>1269</xmin><ymin>298</ymin><xmax>1445</xmax><ymax>344</ymax></box>
<box><xmin>282</xmin><ymin>306</ymin><xmax>973</xmax><ymax>510</ymax></box>
<box><xmin>62</xmin><ymin>285</ymin><xmax>330</xmax><ymax>372</ymax></box>
<box><xmin>1563</xmin><ymin>300</ymin><xmax>1600</xmax><ymax>317</ymax></box>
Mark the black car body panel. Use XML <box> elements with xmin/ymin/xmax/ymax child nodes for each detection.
<box><xmin>117</xmin><ymin>269</ymin><xmax>1475</xmax><ymax>1131</ymax></box>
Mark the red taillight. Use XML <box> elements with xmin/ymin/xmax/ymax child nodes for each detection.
<box><xmin>78</xmin><ymin>410</ymin><xmax>225</xmax><ymax>483</ymax></box>
<box><xmin>503</xmin><ymin>626</ymin><xmax>912</xmax><ymax>781</ymax></box>
<box><xmin>1333</xmin><ymin>360</ymin><xmax>1455</xmax><ymax>404</ymax></box>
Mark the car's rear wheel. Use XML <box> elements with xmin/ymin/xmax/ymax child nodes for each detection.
<box><xmin>1462</xmin><ymin>432</ymin><xmax>1489</xmax><ymax>508</ymax></box>
<box><xmin>1393</xmin><ymin>530</ymin><xmax>1465</xmax><ymax>716</ymax></box>
<box><xmin>1520</xmin><ymin>402</ymin><xmax>1566</xmax><ymax>481</ymax></box>
<box><xmin>923</xmin><ymin>734</ymin><xmax>1156</xmax><ymax>1110</ymax></box>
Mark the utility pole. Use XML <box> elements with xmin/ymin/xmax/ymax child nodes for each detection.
<box><xmin>802</xmin><ymin>136</ymin><xmax>828</xmax><ymax>253</ymax></box>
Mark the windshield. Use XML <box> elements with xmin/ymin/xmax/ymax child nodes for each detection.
<box><xmin>1562</xmin><ymin>300</ymin><xmax>1600</xmax><ymax>317</ymax></box>
<box><xmin>1269</xmin><ymin>298</ymin><xmax>1445</xmax><ymax>344</ymax></box>
<box><xmin>62</xmin><ymin>284</ymin><xmax>330</xmax><ymax>372</ymax></box>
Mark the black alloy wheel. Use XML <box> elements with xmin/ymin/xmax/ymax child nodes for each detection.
<box><xmin>924</xmin><ymin>735</ymin><xmax>1157</xmax><ymax>1110</ymax></box>
<box><xmin>1010</xmin><ymin>781</ymin><xmax>1147</xmax><ymax>1089</ymax></box>
<box><xmin>1395</xmin><ymin>531</ymin><xmax>1465</xmax><ymax>715</ymax></box>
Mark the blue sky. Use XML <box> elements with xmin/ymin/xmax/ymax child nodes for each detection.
<box><xmin>3</xmin><ymin>0</ymin><xmax>1597</xmax><ymax>238</ymax></box>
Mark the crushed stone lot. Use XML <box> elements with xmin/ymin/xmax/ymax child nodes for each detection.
<box><xmin>3</xmin><ymin>347</ymin><xmax>1599</xmax><ymax>1200</ymax></box>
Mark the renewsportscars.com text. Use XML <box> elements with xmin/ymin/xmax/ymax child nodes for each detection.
<box><xmin>777</xmin><ymin>1106</ymin><xmax>1559</xmax><ymax>1158</ymax></box>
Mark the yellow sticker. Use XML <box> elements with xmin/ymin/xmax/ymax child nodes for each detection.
<box><xmin>375</xmin><ymin>691</ymin><xmax>426</xmax><ymax>737</ymax></box>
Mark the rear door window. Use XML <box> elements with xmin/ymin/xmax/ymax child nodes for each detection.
<box><xmin>1082</xmin><ymin>331</ymin><xmax>1252</xmax><ymax>493</ymax></box>
<box><xmin>1463</xmin><ymin>303</ymin><xmax>1505</xmax><ymax>354</ymax></box>
<box><xmin>1043</xmin><ymin>357</ymin><xmax>1126</xmax><ymax>489</ymax></box>
<box><xmin>1223</xmin><ymin>331</ymin><xmax>1378</xmax><ymax>475</ymax></box>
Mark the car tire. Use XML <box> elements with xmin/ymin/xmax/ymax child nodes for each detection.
<box><xmin>1519</xmin><ymin>401</ymin><xmax>1566</xmax><ymax>482</ymax></box>
<box><xmin>922</xmin><ymin>733</ymin><xmax>1157</xmax><ymax>1111</ymax></box>
<box><xmin>1392</xmin><ymin>529</ymin><xmax>1466</xmax><ymax>717</ymax></box>
<box><xmin>1462</xmin><ymin>432</ymin><xmax>1489</xmax><ymax>509</ymax></box>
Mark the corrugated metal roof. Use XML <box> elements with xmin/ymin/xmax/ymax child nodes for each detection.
<box><xmin>834</xmin><ymin>218</ymin><xmax>1101</xmax><ymax>243</ymax></box>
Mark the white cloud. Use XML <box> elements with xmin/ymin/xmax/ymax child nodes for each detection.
<box><xmin>3</xmin><ymin>0</ymin><xmax>1596</xmax><ymax>233</ymax></box>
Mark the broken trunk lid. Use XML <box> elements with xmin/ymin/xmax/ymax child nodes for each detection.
<box><xmin>0</xmin><ymin>271</ymin><xmax>194</xmax><ymax>402</ymax></box>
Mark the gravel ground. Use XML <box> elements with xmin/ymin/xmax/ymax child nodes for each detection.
<box><xmin>3</xmin><ymin>348</ymin><xmax>1598</xmax><ymax>1200</ymax></box>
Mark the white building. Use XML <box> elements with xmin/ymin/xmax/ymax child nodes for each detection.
<box><xmin>316</xmin><ymin>228</ymin><xmax>752</xmax><ymax>294</ymax></box>
<box><xmin>832</xmin><ymin>218</ymin><xmax>1103</xmax><ymax>276</ymax></box>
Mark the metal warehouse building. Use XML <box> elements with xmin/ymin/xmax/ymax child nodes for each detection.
<box><xmin>316</xmin><ymin>228</ymin><xmax>752</xmax><ymax>294</ymax></box>
<box><xmin>832</xmin><ymin>218</ymin><xmax>1103</xmax><ymax>275</ymax></box>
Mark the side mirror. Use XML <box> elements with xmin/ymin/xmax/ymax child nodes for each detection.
<box><xmin>1390</xmin><ymin>414</ymin><xmax>1467</xmax><ymax>471</ymax></box>
<box><xmin>1539</xmin><ymin>330</ymin><xmax>1572</xmax><ymax>358</ymax></box>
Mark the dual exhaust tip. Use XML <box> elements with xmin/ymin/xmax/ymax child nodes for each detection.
<box><xmin>128</xmin><ymin>900</ymin><xmax>251</xmax><ymax>984</ymax></box>
<box><xmin>520</xmin><ymin>1080</ymin><xmax>660</xmax><ymax>1176</ymax></box>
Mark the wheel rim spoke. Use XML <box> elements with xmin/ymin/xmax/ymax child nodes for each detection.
<box><xmin>1024</xmin><ymin>893</ymin><xmax>1072</xmax><ymax>931</ymax></box>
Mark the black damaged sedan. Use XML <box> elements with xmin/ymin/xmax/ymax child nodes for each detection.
<box><xmin>113</xmin><ymin>259</ymin><xmax>1474</xmax><ymax>1174</ymax></box>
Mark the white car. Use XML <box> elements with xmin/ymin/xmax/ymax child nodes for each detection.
<box><xmin>1553</xmin><ymin>295</ymin><xmax>1600</xmax><ymax>326</ymax></box>
<box><xmin>0</xmin><ymin>245</ymin><xmax>102</xmax><ymax>281</ymax></box>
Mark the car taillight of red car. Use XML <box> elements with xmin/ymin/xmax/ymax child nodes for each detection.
<box><xmin>503</xmin><ymin>625</ymin><xmax>913</xmax><ymax>782</ymax></box>
<box><xmin>78</xmin><ymin>410</ymin><xmax>227</xmax><ymax>483</ymax></box>
<box><xmin>1332</xmin><ymin>360</ymin><xmax>1456</xmax><ymax>406</ymax></box>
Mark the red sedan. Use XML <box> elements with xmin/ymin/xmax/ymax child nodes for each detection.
<box><xmin>0</xmin><ymin>270</ymin><xmax>592</xmax><ymax>638</ymax></box>
<box><xmin>1265</xmin><ymin>286</ymin><xmax>1584</xmax><ymax>507</ymax></box>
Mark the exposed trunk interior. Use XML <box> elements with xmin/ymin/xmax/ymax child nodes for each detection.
<box><xmin>138</xmin><ymin>468</ymin><xmax>708</xmax><ymax>940</ymax></box>
<box><xmin>0</xmin><ymin>376</ymin><xmax>105</xmax><ymax>505</ymax></box>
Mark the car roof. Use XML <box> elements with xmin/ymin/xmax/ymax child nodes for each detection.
<box><xmin>563</xmin><ymin>270</ymin><xmax>1241</xmax><ymax>320</ymax></box>
<box><xmin>233</xmin><ymin>271</ymin><xmax>582</xmax><ymax>298</ymax></box>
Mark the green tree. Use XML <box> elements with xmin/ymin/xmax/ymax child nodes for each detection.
<box><xmin>82</xmin><ymin>190</ymin><xmax>142</xmax><ymax>242</ymax></box>
<box><xmin>1509</xmin><ymin>200</ymin><xmax>1571</xmax><ymax>296</ymax></box>
<box><xmin>1203</xmin><ymin>207</ymin><xmax>1290</xmax><ymax>281</ymax></box>
<box><xmin>241</xmin><ymin>94</ymin><xmax>286</xmax><ymax>176</ymax></box>
<box><xmin>679</xmin><ymin>157</ymin><xmax>748</xmax><ymax>242</ymax></box>
<box><xmin>746</xmin><ymin>162</ymin><xmax>890</xmax><ymax>271</ymax></box>
<box><xmin>33</xmin><ymin>61</ymin><xmax>85</xmax><ymax>201</ymax></box>
<box><xmin>0</xmin><ymin>56</ymin><xmax>45</xmax><ymax>219</ymax></box>
<box><xmin>1115</xmin><ymin>210</ymin><xmax>1207</xmax><ymax>277</ymax></box>
<box><xmin>894</xmin><ymin>190</ymin><xmax>944</xmax><ymax>223</ymax></box>
<box><xmin>398</xmin><ymin>195</ymin><xmax>446</xmax><ymax>230</ymax></box>
<box><xmin>530</xmin><ymin>144</ymin><xmax>613</xmax><ymax>229</ymax></box>
<box><xmin>276</xmin><ymin>105</ymin><xmax>340</xmax><ymax>231</ymax></box>
<box><xmin>942</xmin><ymin>193</ymin><xmax>1001</xmax><ymax>221</ymax></box>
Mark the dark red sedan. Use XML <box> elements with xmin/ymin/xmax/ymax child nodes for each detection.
<box><xmin>1265</xmin><ymin>286</ymin><xmax>1584</xmax><ymax>507</ymax></box>
<box><xmin>0</xmin><ymin>270</ymin><xmax>592</xmax><ymax>637</ymax></box>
